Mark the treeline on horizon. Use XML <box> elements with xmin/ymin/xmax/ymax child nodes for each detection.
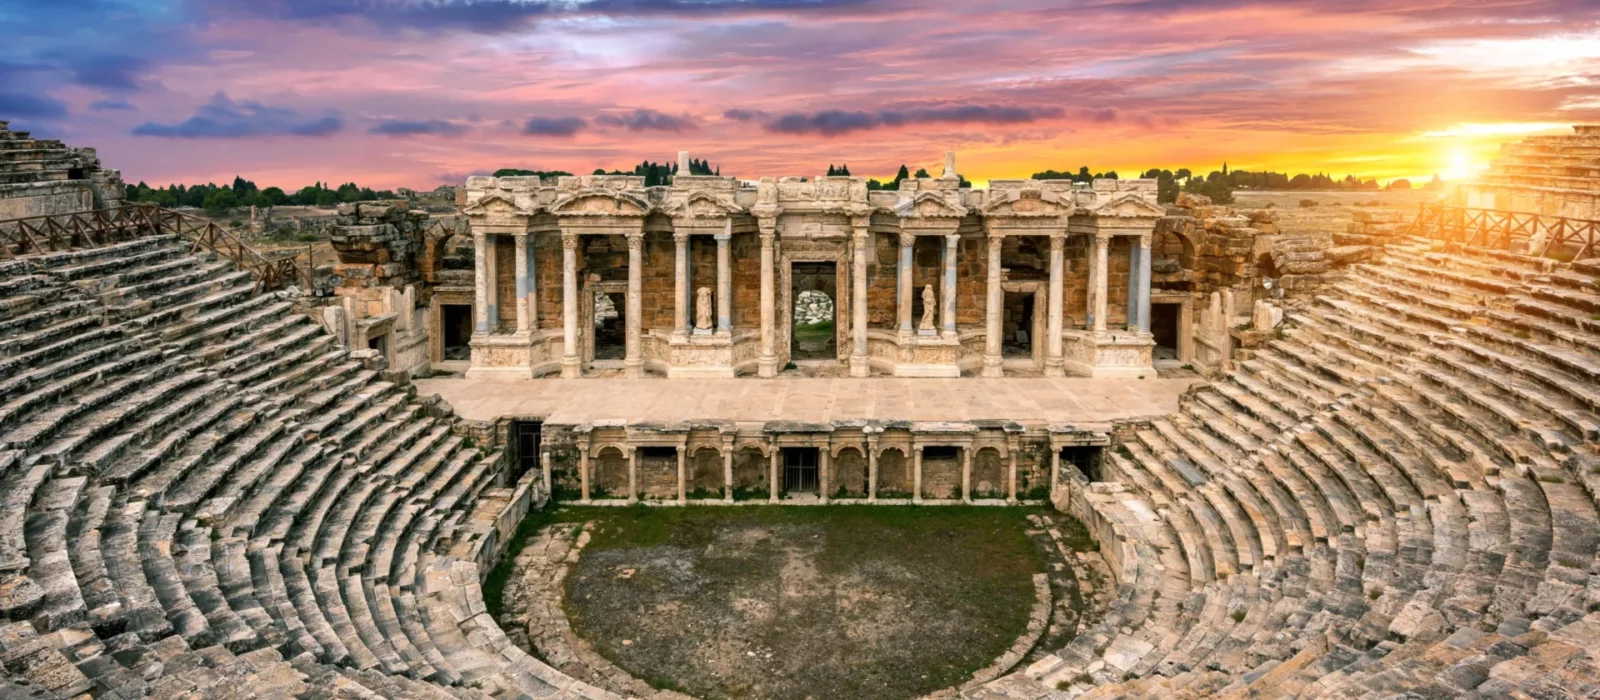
<box><xmin>124</xmin><ymin>176</ymin><xmax>400</xmax><ymax>215</ymax></box>
<box><xmin>495</xmin><ymin>157</ymin><xmax>720</xmax><ymax>187</ymax></box>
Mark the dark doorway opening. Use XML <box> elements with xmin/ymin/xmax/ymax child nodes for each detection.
<box><xmin>1060</xmin><ymin>446</ymin><xmax>1104</xmax><ymax>482</ymax></box>
<box><xmin>1151</xmin><ymin>303</ymin><xmax>1180</xmax><ymax>360</ymax></box>
<box><xmin>442</xmin><ymin>304</ymin><xmax>472</xmax><ymax>360</ymax></box>
<box><xmin>512</xmin><ymin>420</ymin><xmax>542</xmax><ymax>482</ymax></box>
<box><xmin>1002</xmin><ymin>291</ymin><xmax>1035</xmax><ymax>358</ymax></box>
<box><xmin>784</xmin><ymin>447</ymin><xmax>819</xmax><ymax>495</ymax></box>
<box><xmin>367</xmin><ymin>333</ymin><xmax>387</xmax><ymax>357</ymax></box>
<box><xmin>791</xmin><ymin>262</ymin><xmax>837</xmax><ymax>361</ymax></box>
<box><xmin>594</xmin><ymin>292</ymin><xmax>626</xmax><ymax>360</ymax></box>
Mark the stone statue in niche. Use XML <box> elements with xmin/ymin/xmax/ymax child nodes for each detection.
<box><xmin>695</xmin><ymin>286</ymin><xmax>714</xmax><ymax>332</ymax></box>
<box><xmin>919</xmin><ymin>284</ymin><xmax>937</xmax><ymax>333</ymax></box>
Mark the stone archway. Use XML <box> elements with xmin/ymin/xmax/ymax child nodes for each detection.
<box><xmin>972</xmin><ymin>447</ymin><xmax>1005</xmax><ymax>500</ymax></box>
<box><xmin>875</xmin><ymin>447</ymin><xmax>910</xmax><ymax>498</ymax></box>
<box><xmin>689</xmin><ymin>446</ymin><xmax>723</xmax><ymax>498</ymax></box>
<box><xmin>594</xmin><ymin>446</ymin><xmax>628</xmax><ymax>499</ymax></box>
<box><xmin>832</xmin><ymin>447</ymin><xmax>867</xmax><ymax>498</ymax></box>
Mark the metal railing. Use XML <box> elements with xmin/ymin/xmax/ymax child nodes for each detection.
<box><xmin>0</xmin><ymin>202</ymin><xmax>314</xmax><ymax>293</ymax></box>
<box><xmin>1409</xmin><ymin>203</ymin><xmax>1599</xmax><ymax>260</ymax></box>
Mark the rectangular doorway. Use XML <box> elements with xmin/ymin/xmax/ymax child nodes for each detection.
<box><xmin>512</xmin><ymin>420</ymin><xmax>541</xmax><ymax>482</ymax></box>
<box><xmin>784</xmin><ymin>447</ymin><xmax>819</xmax><ymax>495</ymax></box>
<box><xmin>1151</xmin><ymin>303</ymin><xmax>1181</xmax><ymax>360</ymax></box>
<box><xmin>592</xmin><ymin>289</ymin><xmax>626</xmax><ymax>361</ymax></box>
<box><xmin>1060</xmin><ymin>446</ymin><xmax>1104</xmax><ymax>482</ymax></box>
<box><xmin>790</xmin><ymin>262</ymin><xmax>837</xmax><ymax>362</ymax></box>
<box><xmin>1002</xmin><ymin>290</ymin><xmax>1036</xmax><ymax>359</ymax></box>
<box><xmin>441</xmin><ymin>304</ymin><xmax>472</xmax><ymax>360</ymax></box>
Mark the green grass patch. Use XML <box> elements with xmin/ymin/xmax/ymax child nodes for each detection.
<box><xmin>792</xmin><ymin>319</ymin><xmax>835</xmax><ymax>345</ymax></box>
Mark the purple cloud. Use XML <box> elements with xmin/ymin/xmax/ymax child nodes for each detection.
<box><xmin>594</xmin><ymin>108</ymin><xmax>696</xmax><ymax>132</ymax></box>
<box><xmin>765</xmin><ymin>105</ymin><xmax>1067</xmax><ymax>136</ymax></box>
<box><xmin>89</xmin><ymin>98</ymin><xmax>137</xmax><ymax>111</ymax></box>
<box><xmin>523</xmin><ymin>116</ymin><xmax>588</xmax><ymax>137</ymax></box>
<box><xmin>0</xmin><ymin>92</ymin><xmax>68</xmax><ymax>120</ymax></box>
<box><xmin>132</xmin><ymin>92</ymin><xmax>342</xmax><ymax>138</ymax></box>
<box><xmin>370</xmin><ymin>119</ymin><xmax>469</xmax><ymax>137</ymax></box>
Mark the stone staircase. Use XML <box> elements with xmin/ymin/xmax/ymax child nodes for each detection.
<box><xmin>969</xmin><ymin>237</ymin><xmax>1600</xmax><ymax>698</ymax></box>
<box><xmin>0</xmin><ymin>236</ymin><xmax>612</xmax><ymax>698</ymax></box>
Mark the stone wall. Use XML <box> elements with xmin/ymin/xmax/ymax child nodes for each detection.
<box><xmin>0</xmin><ymin>121</ymin><xmax>124</xmax><ymax>220</ymax></box>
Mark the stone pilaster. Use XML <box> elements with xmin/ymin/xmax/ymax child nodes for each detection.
<box><xmin>715</xmin><ymin>228</ymin><xmax>732</xmax><ymax>336</ymax></box>
<box><xmin>769</xmin><ymin>449</ymin><xmax>780</xmax><ymax>503</ymax></box>
<box><xmin>819</xmin><ymin>447</ymin><xmax>831</xmax><ymax>504</ymax></box>
<box><xmin>941</xmin><ymin>233</ymin><xmax>958</xmax><ymax>338</ymax></box>
<box><xmin>561</xmin><ymin>233</ymin><xmax>581</xmax><ymax>378</ymax></box>
<box><xmin>673</xmin><ymin>232</ymin><xmax>690</xmax><ymax>339</ymax></box>
<box><xmin>1045</xmin><ymin>234</ymin><xmax>1066</xmax><ymax>377</ymax></box>
<box><xmin>1092</xmin><ymin>232</ymin><xmax>1110</xmax><ymax>333</ymax></box>
<box><xmin>1006</xmin><ymin>436</ymin><xmax>1019</xmax><ymax>504</ymax></box>
<box><xmin>1126</xmin><ymin>235</ymin><xmax>1141</xmax><ymax>332</ymax></box>
<box><xmin>625</xmin><ymin>232</ymin><xmax>644</xmax><ymax>377</ymax></box>
<box><xmin>628</xmin><ymin>446</ymin><xmax>639</xmax><ymax>503</ymax></box>
<box><xmin>514</xmin><ymin>233</ymin><xmax>531</xmax><ymax>334</ymax></box>
<box><xmin>897</xmin><ymin>233</ymin><xmax>914</xmax><ymax>334</ymax></box>
<box><xmin>757</xmin><ymin>220</ymin><xmax>779</xmax><ymax>377</ymax></box>
<box><xmin>722</xmin><ymin>436</ymin><xmax>736</xmax><ymax>503</ymax></box>
<box><xmin>676</xmin><ymin>446</ymin><xmax>686</xmax><ymax>504</ymax></box>
<box><xmin>849</xmin><ymin>220</ymin><xmax>870</xmax><ymax>377</ymax></box>
<box><xmin>579</xmin><ymin>448</ymin><xmax>591</xmax><ymax>503</ymax></box>
<box><xmin>473</xmin><ymin>233</ymin><xmax>490</xmax><ymax>334</ymax></box>
<box><xmin>982</xmin><ymin>235</ymin><xmax>1004</xmax><ymax>377</ymax></box>
<box><xmin>961</xmin><ymin>447</ymin><xmax>972</xmax><ymax>503</ymax></box>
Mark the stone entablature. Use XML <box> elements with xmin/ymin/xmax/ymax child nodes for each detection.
<box><xmin>458</xmin><ymin>152</ymin><xmax>1162</xmax><ymax>379</ymax></box>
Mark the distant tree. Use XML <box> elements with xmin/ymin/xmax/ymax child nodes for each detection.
<box><xmin>913</xmin><ymin>168</ymin><xmax>930</xmax><ymax>178</ymax></box>
<box><xmin>202</xmin><ymin>188</ymin><xmax>237</xmax><ymax>216</ymax></box>
<box><xmin>260</xmin><ymin>187</ymin><xmax>288</xmax><ymax>206</ymax></box>
<box><xmin>315</xmin><ymin>189</ymin><xmax>339</xmax><ymax>207</ymax></box>
<box><xmin>1386</xmin><ymin>178</ymin><xmax>1413</xmax><ymax>191</ymax></box>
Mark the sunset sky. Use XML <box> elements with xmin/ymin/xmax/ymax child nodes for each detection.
<box><xmin>3</xmin><ymin>0</ymin><xmax>1597</xmax><ymax>190</ymax></box>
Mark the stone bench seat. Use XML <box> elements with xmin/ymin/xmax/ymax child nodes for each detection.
<box><xmin>1353</xmin><ymin>266</ymin><xmax>1483</xmax><ymax>320</ymax></box>
<box><xmin>351</xmin><ymin>416</ymin><xmax>439</xmax><ymax>474</ymax></box>
<box><xmin>1112</xmin><ymin>445</ymin><xmax>1217</xmax><ymax>584</ymax></box>
<box><xmin>193</xmin><ymin>311</ymin><xmax>315</xmax><ymax>365</ymax></box>
<box><xmin>342</xmin><ymin>572</ymin><xmax>411</xmax><ymax>675</ymax></box>
<box><xmin>327</xmin><ymin>392</ymin><xmax>413</xmax><ymax>450</ymax></box>
<box><xmin>1492</xmin><ymin>476</ymin><xmax>1555</xmax><ymax>623</ymax></box>
<box><xmin>1136</xmin><ymin>428</ymin><xmax>1252</xmax><ymax>574</ymax></box>
<box><xmin>160</xmin><ymin>292</ymin><xmax>291</xmax><ymax>348</ymax></box>
<box><xmin>1295</xmin><ymin>427</ymin><xmax>1389</xmax><ymax>525</ymax></box>
<box><xmin>1442</xmin><ymin>332</ymin><xmax>1600</xmax><ymax>413</ymax></box>
<box><xmin>1194</xmin><ymin>391</ymin><xmax>1281</xmax><ymax>445</ymax></box>
<box><xmin>1531</xmin><ymin>284</ymin><xmax>1600</xmax><ymax>316</ymax></box>
<box><xmin>1240</xmin><ymin>354</ymin><xmax>1341</xmax><ymax>410</ymax></box>
<box><xmin>1342</xmin><ymin>283</ymin><xmax>1465</xmax><ymax>332</ymax></box>
<box><xmin>0</xmin><ymin>312</ymin><xmax>101</xmax><ymax>358</ymax></box>
<box><xmin>255</xmin><ymin>455</ymin><xmax>343</xmax><ymax>546</ymax></box>
<box><xmin>157</xmin><ymin>413</ymin><xmax>291</xmax><ymax>513</ymax></box>
<box><xmin>105</xmin><ymin>259</ymin><xmax>236</xmax><ymax>305</ymax></box>
<box><xmin>1422</xmin><ymin>345</ymin><xmax>1600</xmax><ymax>442</ymax></box>
<box><xmin>247</xmin><ymin>543</ymin><xmax>329</xmax><ymax>661</ymax></box>
<box><xmin>1344</xmin><ymin>402</ymin><xmax>1456</xmax><ymax>499</ymax></box>
<box><xmin>1279</xmin><ymin>442</ymin><xmax>1364</xmax><ymax>537</ymax></box>
<box><xmin>1</xmin><ymin>359</ymin><xmax>183</xmax><ymax>454</ymax></box>
<box><xmin>1415</xmin><ymin>365</ymin><xmax>1576</xmax><ymax>453</ymax></box>
<box><xmin>100</xmin><ymin>501</ymin><xmax>175</xmax><ymax>642</ymax></box>
<box><xmin>99</xmin><ymin>391</ymin><xmax>240</xmax><ymax>488</ymax></box>
<box><xmin>1320</xmin><ymin>413</ymin><xmax>1427</xmax><ymax>512</ymax></box>
<box><xmin>189</xmin><ymin>424</ymin><xmax>312</xmax><ymax>523</ymax></box>
<box><xmin>114</xmin><ymin>281</ymin><xmax>256</xmax><ymax>332</ymax></box>
<box><xmin>211</xmin><ymin>322</ymin><xmax>327</xmax><ymax>381</ymax></box>
<box><xmin>207</xmin><ymin>533</ymin><xmax>284</xmax><ymax>650</ymax></box>
<box><xmin>1385</xmin><ymin>255</ymin><xmax>1519</xmax><ymax>296</ymax></box>
<box><xmin>76</xmin><ymin>374</ymin><xmax>227</xmax><ymax>476</ymax></box>
<box><xmin>0</xmin><ymin>297</ymin><xmax>97</xmax><ymax>339</ymax></box>
<box><xmin>137</xmin><ymin>510</ymin><xmax>214</xmax><ymax>646</ymax></box>
<box><xmin>1221</xmin><ymin>371</ymin><xmax>1313</xmax><ymax>425</ymax></box>
<box><xmin>1282</xmin><ymin>321</ymin><xmax>1398</xmax><ymax>384</ymax></box>
<box><xmin>0</xmin><ymin>620</ymin><xmax>94</xmax><ymax>698</ymax></box>
<box><xmin>33</xmin><ymin>368</ymin><xmax>209</xmax><ymax>466</ymax></box>
<box><xmin>36</xmin><ymin>237</ymin><xmax>185</xmax><ymax>282</ymax></box>
<box><xmin>1508</xmin><ymin>297</ymin><xmax>1600</xmax><ymax>338</ymax></box>
<box><xmin>216</xmin><ymin>442</ymin><xmax>324</xmax><ymax>538</ymax></box>
<box><xmin>0</xmin><ymin>455</ymin><xmax>52</xmax><ymax>580</ymax></box>
<box><xmin>171</xmin><ymin>524</ymin><xmax>261</xmax><ymax>652</ymax></box>
<box><xmin>246</xmin><ymin>345</ymin><xmax>350</xmax><ymax>399</ymax></box>
<box><xmin>280</xmin><ymin>551</ymin><xmax>356</xmax><ymax>667</ymax></box>
<box><xmin>0</xmin><ymin>337</ymin><xmax>148</xmax><ymax>415</ymax></box>
<box><xmin>23</xmin><ymin>476</ymin><xmax>86</xmax><ymax>630</ymax></box>
<box><xmin>1273</xmin><ymin>336</ymin><xmax>1374</xmax><ymax>392</ymax></box>
<box><xmin>1305</xmin><ymin>301</ymin><xmax>1433</xmax><ymax>356</ymax></box>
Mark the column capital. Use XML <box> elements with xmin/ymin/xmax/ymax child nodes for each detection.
<box><xmin>1139</xmin><ymin>232</ymin><xmax>1153</xmax><ymax>248</ymax></box>
<box><xmin>1094</xmin><ymin>231</ymin><xmax>1113</xmax><ymax>245</ymax></box>
<box><xmin>514</xmin><ymin>232</ymin><xmax>528</xmax><ymax>243</ymax></box>
<box><xmin>1049</xmin><ymin>235</ymin><xmax>1065</xmax><ymax>251</ymax></box>
<box><xmin>898</xmin><ymin>232</ymin><xmax>917</xmax><ymax>247</ymax></box>
<box><xmin>713</xmin><ymin>232</ymin><xmax>731</xmax><ymax>242</ymax></box>
<box><xmin>987</xmin><ymin>236</ymin><xmax>1004</xmax><ymax>252</ymax></box>
<box><xmin>850</xmin><ymin>214</ymin><xmax>873</xmax><ymax>231</ymax></box>
<box><xmin>673</xmin><ymin>231</ymin><xmax>691</xmax><ymax>243</ymax></box>
<box><xmin>625</xmin><ymin>232</ymin><xmax>645</xmax><ymax>250</ymax></box>
<box><xmin>760</xmin><ymin>231</ymin><xmax>776</xmax><ymax>247</ymax></box>
<box><xmin>944</xmin><ymin>232</ymin><xmax>960</xmax><ymax>245</ymax></box>
<box><xmin>562</xmin><ymin>232</ymin><xmax>580</xmax><ymax>250</ymax></box>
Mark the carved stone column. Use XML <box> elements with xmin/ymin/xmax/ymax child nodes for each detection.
<box><xmin>1045</xmin><ymin>234</ymin><xmax>1065</xmax><ymax>377</ymax></box>
<box><xmin>561</xmin><ymin>233</ymin><xmax>581</xmax><ymax>378</ymax></box>
<box><xmin>579</xmin><ymin>447</ymin><xmax>591</xmax><ymax>503</ymax></box>
<box><xmin>1006</xmin><ymin>437</ymin><xmax>1019</xmax><ymax>504</ymax></box>
<box><xmin>484</xmin><ymin>234</ymin><xmax>499</xmax><ymax>332</ymax></box>
<box><xmin>941</xmin><ymin>234</ymin><xmax>958</xmax><ymax>338</ymax></box>
<box><xmin>769</xmin><ymin>448</ymin><xmax>780</xmax><ymax>503</ymax></box>
<box><xmin>961</xmin><ymin>447</ymin><xmax>972</xmax><ymax>503</ymax></box>
<box><xmin>673</xmin><ymin>232</ymin><xmax>690</xmax><ymax>339</ymax></box>
<box><xmin>1092</xmin><ymin>232</ymin><xmax>1110</xmax><ymax>333</ymax></box>
<box><xmin>514</xmin><ymin>233</ymin><xmax>531</xmax><ymax>334</ymax></box>
<box><xmin>819</xmin><ymin>447</ymin><xmax>831</xmax><ymax>504</ymax></box>
<box><xmin>715</xmin><ymin>228</ymin><xmax>732</xmax><ymax>335</ymax></box>
<box><xmin>912</xmin><ymin>445</ymin><xmax>925</xmax><ymax>504</ymax></box>
<box><xmin>866</xmin><ymin>436</ymin><xmax>879</xmax><ymax>502</ymax></box>
<box><xmin>849</xmin><ymin>222</ymin><xmax>870</xmax><ymax>377</ymax></box>
<box><xmin>1136</xmin><ymin>233</ymin><xmax>1152</xmax><ymax>332</ymax></box>
<box><xmin>676</xmin><ymin>446</ymin><xmax>686</xmax><ymax>504</ymax></box>
<box><xmin>722</xmin><ymin>436</ymin><xmax>735</xmax><ymax>503</ymax></box>
<box><xmin>982</xmin><ymin>236</ymin><xmax>1004</xmax><ymax>377</ymax></box>
<box><xmin>1126</xmin><ymin>235</ymin><xmax>1141</xmax><ymax>332</ymax></box>
<box><xmin>1049</xmin><ymin>444</ymin><xmax>1061</xmax><ymax>497</ymax></box>
<box><xmin>628</xmin><ymin>446</ymin><xmax>639</xmax><ymax>503</ymax></box>
<box><xmin>897</xmin><ymin>233</ymin><xmax>914</xmax><ymax>333</ymax></box>
<box><xmin>625</xmin><ymin>232</ymin><xmax>644</xmax><ymax>377</ymax></box>
<box><xmin>473</xmin><ymin>233</ymin><xmax>490</xmax><ymax>334</ymax></box>
<box><xmin>757</xmin><ymin>221</ymin><xmax>778</xmax><ymax>377</ymax></box>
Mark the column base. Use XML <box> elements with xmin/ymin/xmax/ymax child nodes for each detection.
<box><xmin>757</xmin><ymin>355</ymin><xmax>779</xmax><ymax>377</ymax></box>
<box><xmin>981</xmin><ymin>354</ymin><xmax>1004</xmax><ymax>377</ymax></box>
<box><xmin>848</xmin><ymin>353</ymin><xmax>870</xmax><ymax>378</ymax></box>
<box><xmin>560</xmin><ymin>355</ymin><xmax>582</xmax><ymax>378</ymax></box>
<box><xmin>623</xmin><ymin>357</ymin><xmax>644</xmax><ymax>378</ymax></box>
<box><xmin>1043</xmin><ymin>358</ymin><xmax>1066</xmax><ymax>378</ymax></box>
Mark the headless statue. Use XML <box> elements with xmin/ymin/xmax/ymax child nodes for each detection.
<box><xmin>919</xmin><ymin>284</ymin><xmax>937</xmax><ymax>332</ymax></box>
<box><xmin>695</xmin><ymin>286</ymin><xmax>714</xmax><ymax>331</ymax></box>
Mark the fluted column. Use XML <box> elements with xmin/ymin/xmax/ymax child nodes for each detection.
<box><xmin>1092</xmin><ymin>232</ymin><xmax>1110</xmax><ymax>333</ymax></box>
<box><xmin>757</xmin><ymin>225</ymin><xmax>778</xmax><ymax>376</ymax></box>
<box><xmin>673</xmin><ymin>232</ymin><xmax>689</xmax><ymax>338</ymax></box>
<box><xmin>982</xmin><ymin>235</ymin><xmax>1004</xmax><ymax>377</ymax></box>
<box><xmin>560</xmin><ymin>233</ymin><xmax>580</xmax><ymax>378</ymax></box>
<box><xmin>941</xmin><ymin>234</ymin><xmax>958</xmax><ymax>338</ymax></box>
<box><xmin>624</xmin><ymin>232</ymin><xmax>644</xmax><ymax>377</ymax></box>
<box><xmin>473</xmin><ymin>233</ymin><xmax>490</xmax><ymax>334</ymax></box>
<box><xmin>849</xmin><ymin>223</ymin><xmax>870</xmax><ymax>377</ymax></box>
<box><xmin>897</xmin><ymin>233</ymin><xmax>914</xmax><ymax>333</ymax></box>
<box><xmin>1006</xmin><ymin>439</ymin><xmax>1018</xmax><ymax>504</ymax></box>
<box><xmin>1137</xmin><ymin>233</ymin><xmax>1152</xmax><ymax>333</ymax></box>
<box><xmin>1044</xmin><ymin>234</ymin><xmax>1065</xmax><ymax>377</ymax></box>
<box><xmin>715</xmin><ymin>229</ymin><xmax>732</xmax><ymax>336</ymax></box>
<box><xmin>514</xmin><ymin>233</ymin><xmax>531</xmax><ymax>334</ymax></box>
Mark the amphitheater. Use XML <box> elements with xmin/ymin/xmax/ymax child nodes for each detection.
<box><xmin>1</xmin><ymin>118</ymin><xmax>1599</xmax><ymax>699</ymax></box>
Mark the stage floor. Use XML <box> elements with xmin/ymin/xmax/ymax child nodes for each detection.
<box><xmin>413</xmin><ymin>376</ymin><xmax>1196</xmax><ymax>427</ymax></box>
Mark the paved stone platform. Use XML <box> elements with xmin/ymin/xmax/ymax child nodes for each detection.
<box><xmin>414</xmin><ymin>377</ymin><xmax>1196</xmax><ymax>426</ymax></box>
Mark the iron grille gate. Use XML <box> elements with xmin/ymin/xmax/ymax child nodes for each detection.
<box><xmin>784</xmin><ymin>448</ymin><xmax>818</xmax><ymax>495</ymax></box>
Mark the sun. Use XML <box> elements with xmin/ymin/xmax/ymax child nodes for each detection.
<box><xmin>1439</xmin><ymin>146</ymin><xmax>1481</xmax><ymax>182</ymax></box>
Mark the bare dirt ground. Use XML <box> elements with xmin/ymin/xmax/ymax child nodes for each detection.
<box><xmin>1234</xmin><ymin>189</ymin><xmax>1443</xmax><ymax>236</ymax></box>
<box><xmin>546</xmin><ymin>506</ymin><xmax>1075</xmax><ymax>700</ymax></box>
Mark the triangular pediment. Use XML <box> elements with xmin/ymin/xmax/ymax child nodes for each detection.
<box><xmin>1092</xmin><ymin>193</ymin><xmax>1165</xmax><ymax>218</ymax></box>
<box><xmin>663</xmin><ymin>191</ymin><xmax>743</xmax><ymax>218</ymax></box>
<box><xmin>894</xmin><ymin>190</ymin><xmax>967</xmax><ymax>219</ymax></box>
<box><xmin>981</xmin><ymin>188</ymin><xmax>1075</xmax><ymax>218</ymax></box>
<box><xmin>461</xmin><ymin>192</ymin><xmax>535</xmax><ymax>217</ymax></box>
<box><xmin>548</xmin><ymin>189</ymin><xmax>652</xmax><ymax>217</ymax></box>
